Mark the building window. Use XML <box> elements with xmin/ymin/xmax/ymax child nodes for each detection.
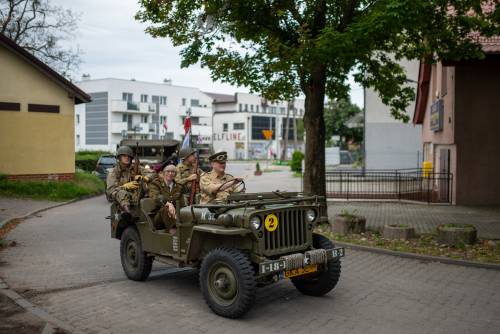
<box><xmin>141</xmin><ymin>94</ymin><xmax>148</xmax><ymax>103</ymax></box>
<box><xmin>182</xmin><ymin>98</ymin><xmax>186</xmax><ymax>106</ymax></box>
<box><xmin>122</xmin><ymin>93</ymin><xmax>133</xmax><ymax>101</ymax></box>
<box><xmin>223</xmin><ymin>123</ymin><xmax>228</xmax><ymax>132</ymax></box>
<box><xmin>234</xmin><ymin>123</ymin><xmax>245</xmax><ymax>130</ymax></box>
<box><xmin>76</xmin><ymin>134</ymin><xmax>80</xmax><ymax>146</ymax></box>
<box><xmin>281</xmin><ymin>118</ymin><xmax>295</xmax><ymax>140</ymax></box>
<box><xmin>239</xmin><ymin>104</ymin><xmax>242</xmax><ymax>112</ymax></box>
<box><xmin>256</xmin><ymin>105</ymin><xmax>259</xmax><ymax>113</ymax></box>
<box><xmin>142</xmin><ymin>115</ymin><xmax>148</xmax><ymax>123</ymax></box>
<box><xmin>269</xmin><ymin>106</ymin><xmax>277</xmax><ymax>114</ymax></box>
<box><xmin>160</xmin><ymin>116</ymin><xmax>167</xmax><ymax>123</ymax></box>
<box><xmin>76</xmin><ymin>114</ymin><xmax>80</xmax><ymax>124</ymax></box>
<box><xmin>280</xmin><ymin>107</ymin><xmax>286</xmax><ymax>114</ymax></box>
<box><xmin>190</xmin><ymin>99</ymin><xmax>200</xmax><ymax>107</ymax></box>
<box><xmin>160</xmin><ymin>96</ymin><xmax>167</xmax><ymax>105</ymax></box>
<box><xmin>0</xmin><ymin>102</ymin><xmax>20</xmax><ymax>111</ymax></box>
<box><xmin>251</xmin><ymin>116</ymin><xmax>276</xmax><ymax>140</ymax></box>
<box><xmin>250</xmin><ymin>105</ymin><xmax>254</xmax><ymax>112</ymax></box>
<box><xmin>244</xmin><ymin>104</ymin><xmax>248</xmax><ymax>112</ymax></box>
<box><xmin>28</xmin><ymin>104</ymin><xmax>59</xmax><ymax>113</ymax></box>
<box><xmin>441</xmin><ymin>66</ymin><xmax>448</xmax><ymax>97</ymax></box>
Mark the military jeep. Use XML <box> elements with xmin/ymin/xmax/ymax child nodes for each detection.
<box><xmin>110</xmin><ymin>191</ymin><xmax>344</xmax><ymax>318</ymax></box>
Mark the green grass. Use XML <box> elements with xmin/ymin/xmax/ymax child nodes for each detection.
<box><xmin>0</xmin><ymin>172</ymin><xmax>105</xmax><ymax>201</ymax></box>
<box><xmin>76</xmin><ymin>150</ymin><xmax>112</xmax><ymax>161</ymax></box>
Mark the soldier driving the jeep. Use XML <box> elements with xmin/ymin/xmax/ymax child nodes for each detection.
<box><xmin>199</xmin><ymin>151</ymin><xmax>244</xmax><ymax>204</ymax></box>
<box><xmin>148</xmin><ymin>164</ymin><xmax>185</xmax><ymax>234</ymax></box>
<box><xmin>106</xmin><ymin>145</ymin><xmax>147</xmax><ymax>220</ymax></box>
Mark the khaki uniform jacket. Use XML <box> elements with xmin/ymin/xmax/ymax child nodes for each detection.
<box><xmin>148</xmin><ymin>178</ymin><xmax>185</xmax><ymax>212</ymax></box>
<box><xmin>199</xmin><ymin>170</ymin><xmax>241</xmax><ymax>204</ymax></box>
<box><xmin>106</xmin><ymin>163</ymin><xmax>137</xmax><ymax>198</ymax></box>
<box><xmin>175</xmin><ymin>162</ymin><xmax>203</xmax><ymax>193</ymax></box>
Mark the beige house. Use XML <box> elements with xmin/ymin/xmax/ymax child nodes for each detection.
<box><xmin>0</xmin><ymin>34</ymin><xmax>90</xmax><ymax>180</ymax></box>
<box><xmin>413</xmin><ymin>37</ymin><xmax>500</xmax><ymax>205</ymax></box>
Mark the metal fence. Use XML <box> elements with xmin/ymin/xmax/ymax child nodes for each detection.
<box><xmin>303</xmin><ymin>169</ymin><xmax>453</xmax><ymax>204</ymax></box>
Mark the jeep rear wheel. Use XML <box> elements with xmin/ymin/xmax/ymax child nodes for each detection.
<box><xmin>292</xmin><ymin>234</ymin><xmax>341</xmax><ymax>296</ymax></box>
<box><xmin>200</xmin><ymin>248</ymin><xmax>256</xmax><ymax>318</ymax></box>
<box><xmin>120</xmin><ymin>226</ymin><xmax>152</xmax><ymax>281</ymax></box>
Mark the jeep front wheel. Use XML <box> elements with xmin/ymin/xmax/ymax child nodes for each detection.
<box><xmin>292</xmin><ymin>234</ymin><xmax>341</xmax><ymax>296</ymax></box>
<box><xmin>200</xmin><ymin>248</ymin><xmax>256</xmax><ymax>318</ymax></box>
<box><xmin>120</xmin><ymin>226</ymin><xmax>152</xmax><ymax>281</ymax></box>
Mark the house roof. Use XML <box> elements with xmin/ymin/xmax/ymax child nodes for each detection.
<box><xmin>204</xmin><ymin>92</ymin><xmax>236</xmax><ymax>104</ymax></box>
<box><xmin>0</xmin><ymin>33</ymin><xmax>91</xmax><ymax>104</ymax></box>
<box><xmin>413</xmin><ymin>35</ymin><xmax>500</xmax><ymax>124</ymax></box>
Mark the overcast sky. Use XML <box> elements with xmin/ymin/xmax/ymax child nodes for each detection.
<box><xmin>55</xmin><ymin>0</ymin><xmax>364</xmax><ymax>107</ymax></box>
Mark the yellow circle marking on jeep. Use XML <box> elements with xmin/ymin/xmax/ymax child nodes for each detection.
<box><xmin>264</xmin><ymin>214</ymin><xmax>279</xmax><ymax>232</ymax></box>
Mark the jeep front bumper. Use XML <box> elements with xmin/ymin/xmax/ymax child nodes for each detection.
<box><xmin>258</xmin><ymin>247</ymin><xmax>345</xmax><ymax>275</ymax></box>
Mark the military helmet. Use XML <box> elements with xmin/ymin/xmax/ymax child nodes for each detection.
<box><xmin>116</xmin><ymin>145</ymin><xmax>134</xmax><ymax>158</ymax></box>
<box><xmin>209</xmin><ymin>151</ymin><xmax>227</xmax><ymax>162</ymax></box>
<box><xmin>179</xmin><ymin>147</ymin><xmax>196</xmax><ymax>159</ymax></box>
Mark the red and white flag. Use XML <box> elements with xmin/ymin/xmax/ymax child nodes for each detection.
<box><xmin>183</xmin><ymin>109</ymin><xmax>191</xmax><ymax>135</ymax></box>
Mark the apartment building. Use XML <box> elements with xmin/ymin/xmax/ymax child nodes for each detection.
<box><xmin>208</xmin><ymin>92</ymin><xmax>305</xmax><ymax>160</ymax></box>
<box><xmin>75</xmin><ymin>77</ymin><xmax>213</xmax><ymax>152</ymax></box>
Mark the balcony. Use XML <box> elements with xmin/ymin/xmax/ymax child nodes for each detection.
<box><xmin>111</xmin><ymin>100</ymin><xmax>154</xmax><ymax>114</ymax></box>
<box><xmin>111</xmin><ymin>122</ymin><xmax>156</xmax><ymax>135</ymax></box>
<box><xmin>190</xmin><ymin>106</ymin><xmax>212</xmax><ymax>117</ymax></box>
<box><xmin>191</xmin><ymin>125</ymin><xmax>212</xmax><ymax>136</ymax></box>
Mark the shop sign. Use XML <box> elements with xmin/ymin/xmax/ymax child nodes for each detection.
<box><xmin>213</xmin><ymin>132</ymin><xmax>246</xmax><ymax>141</ymax></box>
<box><xmin>430</xmin><ymin>99</ymin><xmax>444</xmax><ymax>132</ymax></box>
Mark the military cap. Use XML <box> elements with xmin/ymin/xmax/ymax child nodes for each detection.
<box><xmin>116</xmin><ymin>145</ymin><xmax>133</xmax><ymax>158</ymax></box>
<box><xmin>179</xmin><ymin>147</ymin><xmax>196</xmax><ymax>159</ymax></box>
<box><xmin>209</xmin><ymin>151</ymin><xmax>228</xmax><ymax>162</ymax></box>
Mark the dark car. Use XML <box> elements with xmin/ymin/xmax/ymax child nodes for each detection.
<box><xmin>96</xmin><ymin>155</ymin><xmax>116</xmax><ymax>181</ymax></box>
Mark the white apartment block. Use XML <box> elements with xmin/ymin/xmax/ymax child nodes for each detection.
<box><xmin>207</xmin><ymin>92</ymin><xmax>305</xmax><ymax>160</ymax></box>
<box><xmin>74</xmin><ymin>77</ymin><xmax>213</xmax><ymax>152</ymax></box>
<box><xmin>364</xmin><ymin>59</ymin><xmax>423</xmax><ymax>169</ymax></box>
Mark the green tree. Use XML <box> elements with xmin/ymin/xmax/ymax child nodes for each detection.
<box><xmin>136</xmin><ymin>1</ymin><xmax>498</xmax><ymax>197</ymax></box>
<box><xmin>325</xmin><ymin>99</ymin><xmax>363</xmax><ymax>148</ymax></box>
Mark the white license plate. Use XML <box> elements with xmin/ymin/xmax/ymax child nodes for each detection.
<box><xmin>329</xmin><ymin>247</ymin><xmax>345</xmax><ymax>258</ymax></box>
<box><xmin>259</xmin><ymin>260</ymin><xmax>286</xmax><ymax>275</ymax></box>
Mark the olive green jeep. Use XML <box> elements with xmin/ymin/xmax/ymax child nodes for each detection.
<box><xmin>109</xmin><ymin>191</ymin><xmax>344</xmax><ymax>318</ymax></box>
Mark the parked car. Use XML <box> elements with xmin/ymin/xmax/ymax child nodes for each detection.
<box><xmin>96</xmin><ymin>155</ymin><xmax>117</xmax><ymax>181</ymax></box>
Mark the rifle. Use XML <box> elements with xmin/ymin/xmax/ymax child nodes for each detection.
<box><xmin>189</xmin><ymin>150</ymin><xmax>199</xmax><ymax>205</ymax></box>
<box><xmin>134</xmin><ymin>141</ymin><xmax>144</xmax><ymax>199</ymax></box>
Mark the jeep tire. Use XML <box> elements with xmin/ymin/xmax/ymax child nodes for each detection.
<box><xmin>292</xmin><ymin>234</ymin><xmax>341</xmax><ymax>296</ymax></box>
<box><xmin>200</xmin><ymin>247</ymin><xmax>256</xmax><ymax>318</ymax></box>
<box><xmin>120</xmin><ymin>226</ymin><xmax>153</xmax><ymax>281</ymax></box>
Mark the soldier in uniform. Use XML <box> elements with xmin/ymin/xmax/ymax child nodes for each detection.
<box><xmin>175</xmin><ymin>147</ymin><xmax>203</xmax><ymax>196</ymax></box>
<box><xmin>106</xmin><ymin>146</ymin><xmax>147</xmax><ymax>219</ymax></box>
<box><xmin>149</xmin><ymin>164</ymin><xmax>185</xmax><ymax>234</ymax></box>
<box><xmin>199</xmin><ymin>151</ymin><xmax>244</xmax><ymax>204</ymax></box>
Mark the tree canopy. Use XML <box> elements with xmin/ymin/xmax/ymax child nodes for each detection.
<box><xmin>325</xmin><ymin>99</ymin><xmax>363</xmax><ymax>147</ymax></box>
<box><xmin>137</xmin><ymin>0</ymin><xmax>499</xmax><ymax>196</ymax></box>
<box><xmin>0</xmin><ymin>0</ymin><xmax>81</xmax><ymax>78</ymax></box>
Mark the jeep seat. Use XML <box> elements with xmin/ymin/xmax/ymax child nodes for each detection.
<box><xmin>140</xmin><ymin>198</ymin><xmax>156</xmax><ymax>216</ymax></box>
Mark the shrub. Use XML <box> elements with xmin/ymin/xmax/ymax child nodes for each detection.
<box><xmin>255</xmin><ymin>162</ymin><xmax>261</xmax><ymax>172</ymax></box>
<box><xmin>75</xmin><ymin>159</ymin><xmax>98</xmax><ymax>172</ymax></box>
<box><xmin>290</xmin><ymin>150</ymin><xmax>304</xmax><ymax>172</ymax></box>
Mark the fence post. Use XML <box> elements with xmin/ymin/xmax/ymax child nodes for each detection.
<box><xmin>397</xmin><ymin>170</ymin><xmax>401</xmax><ymax>200</ymax></box>
<box><xmin>346</xmin><ymin>172</ymin><xmax>349</xmax><ymax>200</ymax></box>
<box><xmin>427</xmin><ymin>173</ymin><xmax>431</xmax><ymax>204</ymax></box>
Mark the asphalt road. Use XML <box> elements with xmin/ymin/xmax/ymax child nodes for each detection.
<box><xmin>1</xmin><ymin>171</ymin><xmax>500</xmax><ymax>333</ymax></box>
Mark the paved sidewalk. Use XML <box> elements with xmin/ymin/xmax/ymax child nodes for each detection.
<box><xmin>328</xmin><ymin>201</ymin><xmax>500</xmax><ymax>239</ymax></box>
<box><xmin>0</xmin><ymin>197</ymin><xmax>57</xmax><ymax>225</ymax></box>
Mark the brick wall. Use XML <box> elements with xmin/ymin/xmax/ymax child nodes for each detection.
<box><xmin>7</xmin><ymin>173</ymin><xmax>74</xmax><ymax>181</ymax></box>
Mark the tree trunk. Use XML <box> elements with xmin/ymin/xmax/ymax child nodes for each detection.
<box><xmin>303</xmin><ymin>65</ymin><xmax>327</xmax><ymax>197</ymax></box>
<box><xmin>281</xmin><ymin>101</ymin><xmax>291</xmax><ymax>161</ymax></box>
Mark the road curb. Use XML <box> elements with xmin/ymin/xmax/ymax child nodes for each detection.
<box><xmin>0</xmin><ymin>193</ymin><xmax>103</xmax><ymax>231</ymax></box>
<box><xmin>334</xmin><ymin>241</ymin><xmax>500</xmax><ymax>271</ymax></box>
<box><xmin>0</xmin><ymin>277</ymin><xmax>84</xmax><ymax>334</ymax></box>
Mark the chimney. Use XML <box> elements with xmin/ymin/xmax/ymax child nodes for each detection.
<box><xmin>163</xmin><ymin>78</ymin><xmax>172</xmax><ymax>85</ymax></box>
<box><xmin>81</xmin><ymin>74</ymin><xmax>91</xmax><ymax>81</ymax></box>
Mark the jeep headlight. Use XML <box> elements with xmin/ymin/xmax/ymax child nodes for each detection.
<box><xmin>306</xmin><ymin>209</ymin><xmax>317</xmax><ymax>222</ymax></box>
<box><xmin>250</xmin><ymin>216</ymin><xmax>262</xmax><ymax>230</ymax></box>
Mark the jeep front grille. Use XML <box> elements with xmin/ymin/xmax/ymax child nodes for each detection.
<box><xmin>263</xmin><ymin>209</ymin><xmax>310</xmax><ymax>254</ymax></box>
